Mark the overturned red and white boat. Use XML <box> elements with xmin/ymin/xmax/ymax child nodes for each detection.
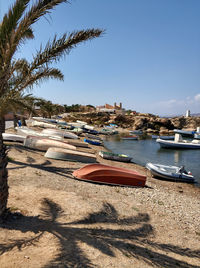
<box><xmin>73</xmin><ymin>163</ymin><xmax>146</xmax><ymax>187</ymax></box>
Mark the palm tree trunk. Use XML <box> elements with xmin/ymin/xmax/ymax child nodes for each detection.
<box><xmin>0</xmin><ymin>118</ymin><xmax>8</xmax><ymax>217</ymax></box>
<box><xmin>13</xmin><ymin>114</ymin><xmax>18</xmax><ymax>128</ymax></box>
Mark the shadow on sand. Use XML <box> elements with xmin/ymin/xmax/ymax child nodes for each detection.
<box><xmin>0</xmin><ymin>201</ymin><xmax>199</xmax><ymax>267</ymax></box>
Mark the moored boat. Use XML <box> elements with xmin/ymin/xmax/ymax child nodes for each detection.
<box><xmin>173</xmin><ymin>129</ymin><xmax>195</xmax><ymax>138</ymax></box>
<box><xmin>156</xmin><ymin>134</ymin><xmax>200</xmax><ymax>149</ymax></box>
<box><xmin>129</xmin><ymin>129</ymin><xmax>143</xmax><ymax>135</ymax></box>
<box><xmin>73</xmin><ymin>163</ymin><xmax>146</xmax><ymax>187</ymax></box>
<box><xmin>152</xmin><ymin>135</ymin><xmax>174</xmax><ymax>140</ymax></box>
<box><xmin>45</xmin><ymin>147</ymin><xmax>96</xmax><ymax>163</ymax></box>
<box><xmin>99</xmin><ymin>151</ymin><xmax>132</xmax><ymax>163</ymax></box>
<box><xmin>121</xmin><ymin>135</ymin><xmax>138</xmax><ymax>140</ymax></box>
<box><xmin>146</xmin><ymin>162</ymin><xmax>195</xmax><ymax>183</ymax></box>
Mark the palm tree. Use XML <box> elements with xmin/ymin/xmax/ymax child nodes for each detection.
<box><xmin>0</xmin><ymin>0</ymin><xmax>103</xmax><ymax>217</ymax></box>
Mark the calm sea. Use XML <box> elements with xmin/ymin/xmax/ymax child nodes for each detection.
<box><xmin>104</xmin><ymin>136</ymin><xmax>200</xmax><ymax>186</ymax></box>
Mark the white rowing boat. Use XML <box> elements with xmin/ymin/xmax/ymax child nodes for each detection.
<box><xmin>45</xmin><ymin>147</ymin><xmax>96</xmax><ymax>163</ymax></box>
<box><xmin>41</xmin><ymin>128</ymin><xmax>78</xmax><ymax>139</ymax></box>
<box><xmin>24</xmin><ymin>136</ymin><xmax>76</xmax><ymax>151</ymax></box>
<box><xmin>16</xmin><ymin>127</ymin><xmax>63</xmax><ymax>140</ymax></box>
<box><xmin>3</xmin><ymin>133</ymin><xmax>25</xmax><ymax>143</ymax></box>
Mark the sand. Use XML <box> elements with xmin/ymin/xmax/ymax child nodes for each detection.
<box><xmin>0</xmin><ymin>129</ymin><xmax>200</xmax><ymax>267</ymax></box>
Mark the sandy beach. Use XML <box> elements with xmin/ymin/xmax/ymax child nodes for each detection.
<box><xmin>0</xmin><ymin>128</ymin><xmax>200</xmax><ymax>267</ymax></box>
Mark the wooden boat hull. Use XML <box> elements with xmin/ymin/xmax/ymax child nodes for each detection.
<box><xmin>156</xmin><ymin>138</ymin><xmax>200</xmax><ymax>149</ymax></box>
<box><xmin>24</xmin><ymin>136</ymin><xmax>76</xmax><ymax>151</ymax></box>
<box><xmin>99</xmin><ymin>151</ymin><xmax>132</xmax><ymax>163</ymax></box>
<box><xmin>146</xmin><ymin>163</ymin><xmax>195</xmax><ymax>183</ymax></box>
<box><xmin>73</xmin><ymin>164</ymin><xmax>146</xmax><ymax>187</ymax></box>
<box><xmin>3</xmin><ymin>133</ymin><xmax>25</xmax><ymax>143</ymax></box>
<box><xmin>45</xmin><ymin>147</ymin><xmax>96</xmax><ymax>163</ymax></box>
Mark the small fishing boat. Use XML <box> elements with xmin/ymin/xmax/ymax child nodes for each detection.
<box><xmin>146</xmin><ymin>162</ymin><xmax>195</xmax><ymax>183</ymax></box>
<box><xmin>99</xmin><ymin>151</ymin><xmax>132</xmax><ymax>163</ymax></box>
<box><xmin>73</xmin><ymin>163</ymin><xmax>146</xmax><ymax>187</ymax></box>
<box><xmin>84</xmin><ymin>138</ymin><xmax>102</xmax><ymax>146</ymax></box>
<box><xmin>85</xmin><ymin>133</ymin><xmax>103</xmax><ymax>141</ymax></box>
<box><xmin>129</xmin><ymin>130</ymin><xmax>143</xmax><ymax>135</ymax></box>
<box><xmin>45</xmin><ymin>147</ymin><xmax>96</xmax><ymax>163</ymax></box>
<box><xmin>151</xmin><ymin>135</ymin><xmax>174</xmax><ymax>140</ymax></box>
<box><xmin>3</xmin><ymin>133</ymin><xmax>25</xmax><ymax>143</ymax></box>
<box><xmin>121</xmin><ymin>135</ymin><xmax>138</xmax><ymax>140</ymax></box>
<box><xmin>82</xmin><ymin>128</ymin><xmax>99</xmax><ymax>135</ymax></box>
<box><xmin>99</xmin><ymin>128</ymin><xmax>114</xmax><ymax>135</ymax></box>
<box><xmin>24</xmin><ymin>136</ymin><xmax>76</xmax><ymax>151</ymax></box>
<box><xmin>156</xmin><ymin>134</ymin><xmax>200</xmax><ymax>149</ymax></box>
<box><xmin>83</xmin><ymin>124</ymin><xmax>95</xmax><ymax>130</ymax></box>
<box><xmin>173</xmin><ymin>129</ymin><xmax>195</xmax><ymax>138</ymax></box>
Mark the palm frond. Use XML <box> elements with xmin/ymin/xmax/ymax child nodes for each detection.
<box><xmin>12</xmin><ymin>0</ymin><xmax>68</xmax><ymax>50</ymax></box>
<box><xmin>0</xmin><ymin>0</ymin><xmax>30</xmax><ymax>52</ymax></box>
<box><xmin>31</xmin><ymin>29</ymin><xmax>104</xmax><ymax>69</ymax></box>
<box><xmin>17</xmin><ymin>67</ymin><xmax>64</xmax><ymax>92</ymax></box>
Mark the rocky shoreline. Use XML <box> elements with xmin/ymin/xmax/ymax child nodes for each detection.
<box><xmin>63</xmin><ymin>112</ymin><xmax>200</xmax><ymax>135</ymax></box>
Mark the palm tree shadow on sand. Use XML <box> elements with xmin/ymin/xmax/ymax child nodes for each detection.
<box><xmin>0</xmin><ymin>201</ymin><xmax>199</xmax><ymax>268</ymax></box>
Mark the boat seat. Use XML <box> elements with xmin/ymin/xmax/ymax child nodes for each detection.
<box><xmin>192</xmin><ymin>140</ymin><xmax>200</xmax><ymax>144</ymax></box>
<box><xmin>160</xmin><ymin>168</ymin><xmax>166</xmax><ymax>171</ymax></box>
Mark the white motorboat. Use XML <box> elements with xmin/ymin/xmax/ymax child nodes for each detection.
<box><xmin>146</xmin><ymin>162</ymin><xmax>195</xmax><ymax>183</ymax></box>
<box><xmin>156</xmin><ymin>134</ymin><xmax>200</xmax><ymax>149</ymax></box>
<box><xmin>173</xmin><ymin>129</ymin><xmax>195</xmax><ymax>138</ymax></box>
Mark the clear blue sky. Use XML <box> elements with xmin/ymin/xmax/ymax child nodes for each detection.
<box><xmin>1</xmin><ymin>0</ymin><xmax>200</xmax><ymax>116</ymax></box>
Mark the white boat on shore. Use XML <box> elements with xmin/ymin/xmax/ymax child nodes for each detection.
<box><xmin>41</xmin><ymin>129</ymin><xmax>78</xmax><ymax>139</ymax></box>
<box><xmin>32</xmin><ymin>120</ymin><xmax>57</xmax><ymax>128</ymax></box>
<box><xmin>45</xmin><ymin>147</ymin><xmax>96</xmax><ymax>163</ymax></box>
<box><xmin>3</xmin><ymin>133</ymin><xmax>25</xmax><ymax>143</ymax></box>
<box><xmin>16</xmin><ymin>127</ymin><xmax>63</xmax><ymax>140</ymax></box>
<box><xmin>24</xmin><ymin>136</ymin><xmax>76</xmax><ymax>151</ymax></box>
<box><xmin>146</xmin><ymin>162</ymin><xmax>195</xmax><ymax>183</ymax></box>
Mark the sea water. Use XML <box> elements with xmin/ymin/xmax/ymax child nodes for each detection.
<box><xmin>104</xmin><ymin>136</ymin><xmax>200</xmax><ymax>186</ymax></box>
